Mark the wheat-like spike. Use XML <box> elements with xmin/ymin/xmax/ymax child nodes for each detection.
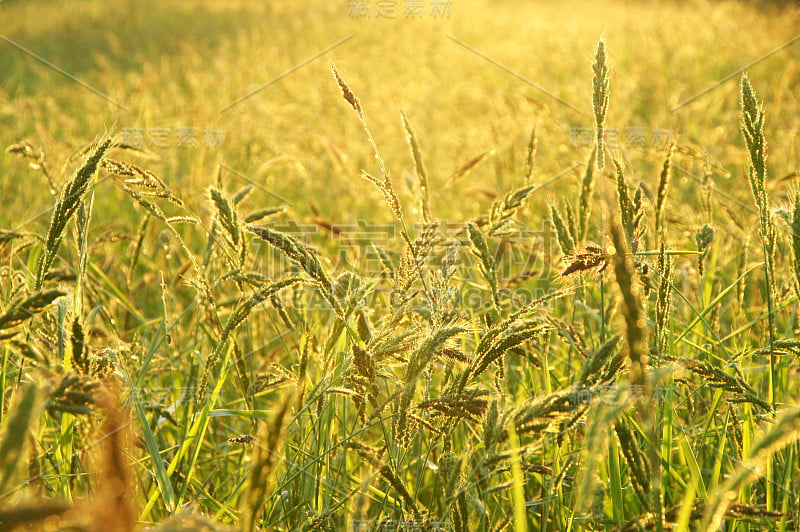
<box><xmin>466</xmin><ymin>222</ymin><xmax>500</xmax><ymax>307</ymax></box>
<box><xmin>592</xmin><ymin>39</ymin><xmax>610</xmax><ymax>172</ymax></box>
<box><xmin>268</xmin><ymin>293</ymin><xmax>293</xmax><ymax>330</ymax></box>
<box><xmin>751</xmin><ymin>339</ymin><xmax>800</xmax><ymax>357</ymax></box>
<box><xmin>561</xmin><ymin>242</ymin><xmax>607</xmax><ymax>277</ymax></box>
<box><xmin>101</xmin><ymin>158</ymin><xmax>183</xmax><ymax>205</ymax></box>
<box><xmin>407</xmin><ymin>326</ymin><xmax>466</xmax><ymax>383</ymax></box>
<box><xmin>249</xmin><ymin>225</ymin><xmax>342</xmax><ymax>317</ymax></box>
<box><xmin>210</xmin><ymin>187</ymin><xmax>238</xmax><ymax>247</ymax></box>
<box><xmin>44</xmin><ymin>372</ymin><xmax>100</xmax><ymax>416</ymax></box>
<box><xmin>0</xmin><ymin>290</ymin><xmax>66</xmax><ymax>332</ymax></box>
<box><xmin>120</xmin><ymin>185</ymin><xmax>167</xmax><ymax>221</ymax></box>
<box><xmin>231</xmin><ymin>184</ymin><xmax>252</xmax><ymax>205</ymax></box>
<box><xmin>346</xmin><ymin>441</ymin><xmax>385</xmax><ymax>467</ymax></box>
<box><xmin>453</xmin><ymin>491</ymin><xmax>469</xmax><ymax>532</ymax></box>
<box><xmin>378</xmin><ymin>464</ymin><xmax>424</xmax><ymax>520</ymax></box>
<box><xmin>249</xmin><ymin>364</ymin><xmax>297</xmax><ymax>396</ymax></box>
<box><xmin>482</xmin><ymin>398</ymin><xmax>501</xmax><ymax>450</ymax></box>
<box><xmin>449</xmin><ymin>149</ymin><xmax>495</xmax><ymax>185</ymax></box>
<box><xmin>489</xmin><ymin>183</ymin><xmax>537</xmax><ymax>236</ymax></box>
<box><xmin>654</xmin><ymin>141</ymin><xmax>675</xmax><ymax>235</ymax></box>
<box><xmin>700</xmin><ymin>152</ymin><xmax>716</xmax><ymax>222</ymax></box>
<box><xmin>331</xmin><ymin>65</ymin><xmax>362</xmax><ymax>118</ymax></box>
<box><xmin>35</xmin><ymin>138</ymin><xmax>112</xmax><ymax>289</ymax></box>
<box><xmin>165</xmin><ymin>216</ymin><xmax>197</xmax><ymax>225</ymax></box>
<box><xmin>429</xmin><ymin>240</ymin><xmax>461</xmax><ymax>328</ymax></box>
<box><xmin>345</xmin><ymin>344</ymin><xmax>377</xmax><ymax>421</ymax></box>
<box><xmin>609</xmin><ymin>218</ymin><xmax>648</xmax><ymax>390</ymax></box>
<box><xmin>408</xmin><ymin>412</ymin><xmax>443</xmax><ymax>436</ymax></box>
<box><xmin>694</xmin><ymin>223</ymin><xmax>714</xmax><ymax>277</ymax></box>
<box><xmin>439</xmin><ymin>453</ymin><xmax>463</xmax><ymax>504</ymax></box>
<box><xmin>441</xmin><ymin>240</ymin><xmax>460</xmax><ymax>281</ymax></box>
<box><xmin>370</xmin><ymin>243</ymin><xmax>395</xmax><ymax>277</ymax></box>
<box><xmin>468</xmin><ymin>319</ymin><xmax>550</xmax><ymax>384</ymax></box>
<box><xmin>549</xmin><ymin>202</ymin><xmax>575</xmax><ymax>255</ymax></box>
<box><xmin>792</xmin><ymin>190</ymin><xmax>800</xmax><ymax>301</ymax></box>
<box><xmin>370</xmin><ymin>329</ymin><xmax>418</xmax><ymax>362</ymax></box>
<box><xmin>565</xmin><ymin>201</ymin><xmax>579</xmax><ymax>245</ymax></box>
<box><xmin>741</xmin><ymin>76</ymin><xmax>775</xmax><ymax>285</ymax></box>
<box><xmin>740</xmin><ymin>74</ymin><xmax>777</xmax><ymax>391</ymax></box>
<box><xmin>416</xmin><ymin>389</ymin><xmax>490</xmax><ymax>424</ymax></box>
<box><xmin>525</xmin><ymin>123</ymin><xmax>538</xmax><ymax>181</ymax></box>
<box><xmin>683</xmin><ymin>359</ymin><xmax>770</xmax><ymax>411</ymax></box>
<box><xmin>615</xmin><ymin>419</ymin><xmax>651</xmax><ymax>508</ymax></box>
<box><xmin>244</xmin><ymin>206</ymin><xmax>285</xmax><ymax>224</ymax></box>
<box><xmin>391</xmin><ymin>390</ymin><xmax>417</xmax><ymax>440</ymax></box>
<box><xmin>631</xmin><ymin>187</ymin><xmax>646</xmax><ymax>252</ymax></box>
<box><xmin>6</xmin><ymin>140</ymin><xmax>56</xmax><ymax>193</ymax></box>
<box><xmin>0</xmin><ymin>230</ymin><xmax>26</xmax><ymax>245</ymax></box>
<box><xmin>410</xmin><ymin>221</ymin><xmax>439</xmax><ymax>273</ymax></box>
<box><xmin>210</xmin><ymin>187</ymin><xmax>248</xmax><ymax>267</ymax></box>
<box><xmin>395</xmin><ymin>325</ymin><xmax>466</xmax><ymax>445</ymax></box>
<box><xmin>654</xmin><ymin>239</ymin><xmax>673</xmax><ymax>360</ymax></box>
<box><xmin>613</xmin><ymin>158</ymin><xmax>634</xmax><ymax>240</ymax></box>
<box><xmin>119</xmin><ymin>185</ymin><xmax>197</xmax><ymax>228</ymax></box>
<box><xmin>361</xmin><ymin>170</ymin><xmax>405</xmax><ymax>224</ymax></box>
<box><xmin>70</xmin><ymin>316</ymin><xmax>89</xmax><ymax>374</ymax></box>
<box><xmin>400</xmin><ymin>110</ymin><xmax>431</xmax><ymax>223</ymax></box>
<box><xmin>741</xmin><ymin>76</ymin><xmax>767</xmax><ymax>205</ymax></box>
<box><xmin>611</xmin><ymin>159</ymin><xmax>646</xmax><ymax>253</ymax></box>
<box><xmin>391</xmin><ymin>222</ymin><xmax>438</xmax><ymax>312</ymax></box>
<box><xmin>513</xmin><ymin>387</ymin><xmax>589</xmax><ymax>435</ymax></box>
<box><xmin>578</xmin><ymin>146</ymin><xmax>597</xmax><ymax>241</ymax></box>
<box><xmin>577</xmin><ymin>335</ymin><xmax>620</xmax><ymax>386</ymax></box>
<box><xmin>332</xmin><ymin>66</ymin><xmax>406</xmax><ymax>230</ymax></box>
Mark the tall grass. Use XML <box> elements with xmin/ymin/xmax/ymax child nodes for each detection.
<box><xmin>1</xmin><ymin>9</ymin><xmax>800</xmax><ymax>531</ymax></box>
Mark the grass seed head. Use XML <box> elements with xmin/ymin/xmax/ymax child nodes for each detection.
<box><xmin>592</xmin><ymin>38</ymin><xmax>610</xmax><ymax>172</ymax></box>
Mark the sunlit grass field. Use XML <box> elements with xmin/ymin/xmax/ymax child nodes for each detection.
<box><xmin>1</xmin><ymin>1</ymin><xmax>800</xmax><ymax>530</ymax></box>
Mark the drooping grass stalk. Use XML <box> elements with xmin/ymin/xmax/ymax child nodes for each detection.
<box><xmin>331</xmin><ymin>65</ymin><xmax>434</xmax><ymax>304</ymax></box>
<box><xmin>35</xmin><ymin>138</ymin><xmax>112</xmax><ymax>289</ymax></box>
<box><xmin>332</xmin><ymin>66</ymin><xmax>404</xmax><ymax>229</ymax></box>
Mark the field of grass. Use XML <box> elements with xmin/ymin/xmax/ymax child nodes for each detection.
<box><xmin>1</xmin><ymin>1</ymin><xmax>800</xmax><ymax>530</ymax></box>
